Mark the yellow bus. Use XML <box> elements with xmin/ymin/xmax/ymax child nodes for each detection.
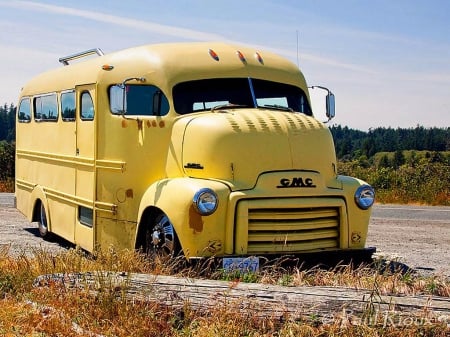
<box><xmin>15</xmin><ymin>42</ymin><xmax>375</xmax><ymax>266</ymax></box>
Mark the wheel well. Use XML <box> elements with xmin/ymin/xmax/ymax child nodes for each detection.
<box><xmin>135</xmin><ymin>206</ymin><xmax>162</xmax><ymax>249</ymax></box>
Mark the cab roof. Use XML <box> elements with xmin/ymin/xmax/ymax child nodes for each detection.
<box><xmin>20</xmin><ymin>42</ymin><xmax>308</xmax><ymax>97</ymax></box>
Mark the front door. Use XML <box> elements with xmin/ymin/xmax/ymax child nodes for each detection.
<box><xmin>75</xmin><ymin>84</ymin><xmax>96</xmax><ymax>251</ymax></box>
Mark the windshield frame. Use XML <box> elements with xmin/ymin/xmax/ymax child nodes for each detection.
<box><xmin>172</xmin><ymin>77</ymin><xmax>312</xmax><ymax>116</ymax></box>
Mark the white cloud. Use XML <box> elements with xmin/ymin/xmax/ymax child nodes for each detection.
<box><xmin>1</xmin><ymin>0</ymin><xmax>225</xmax><ymax>41</ymax></box>
<box><xmin>0</xmin><ymin>44</ymin><xmax>57</xmax><ymax>103</ymax></box>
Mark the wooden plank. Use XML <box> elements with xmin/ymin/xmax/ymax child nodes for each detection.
<box><xmin>33</xmin><ymin>272</ymin><xmax>450</xmax><ymax>324</ymax></box>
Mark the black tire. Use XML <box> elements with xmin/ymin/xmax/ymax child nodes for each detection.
<box><xmin>37</xmin><ymin>202</ymin><xmax>51</xmax><ymax>239</ymax></box>
<box><xmin>144</xmin><ymin>212</ymin><xmax>179</xmax><ymax>256</ymax></box>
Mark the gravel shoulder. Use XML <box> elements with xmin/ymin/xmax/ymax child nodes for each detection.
<box><xmin>367</xmin><ymin>217</ymin><xmax>450</xmax><ymax>276</ymax></box>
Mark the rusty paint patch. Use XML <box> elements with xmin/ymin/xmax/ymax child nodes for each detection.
<box><xmin>189</xmin><ymin>205</ymin><xmax>203</xmax><ymax>232</ymax></box>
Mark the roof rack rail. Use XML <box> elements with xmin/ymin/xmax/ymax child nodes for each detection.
<box><xmin>59</xmin><ymin>48</ymin><xmax>104</xmax><ymax>66</ymax></box>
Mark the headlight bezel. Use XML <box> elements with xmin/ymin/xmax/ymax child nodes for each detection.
<box><xmin>193</xmin><ymin>188</ymin><xmax>219</xmax><ymax>216</ymax></box>
<box><xmin>354</xmin><ymin>185</ymin><xmax>375</xmax><ymax>210</ymax></box>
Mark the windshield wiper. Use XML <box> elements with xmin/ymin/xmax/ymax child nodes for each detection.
<box><xmin>211</xmin><ymin>103</ymin><xmax>252</xmax><ymax>112</ymax></box>
<box><xmin>260</xmin><ymin>104</ymin><xmax>294</xmax><ymax>112</ymax></box>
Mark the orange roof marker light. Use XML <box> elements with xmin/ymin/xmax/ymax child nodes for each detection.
<box><xmin>102</xmin><ymin>64</ymin><xmax>114</xmax><ymax>71</ymax></box>
<box><xmin>236</xmin><ymin>50</ymin><xmax>247</xmax><ymax>64</ymax></box>
<box><xmin>208</xmin><ymin>49</ymin><xmax>219</xmax><ymax>61</ymax></box>
<box><xmin>255</xmin><ymin>52</ymin><xmax>264</xmax><ymax>65</ymax></box>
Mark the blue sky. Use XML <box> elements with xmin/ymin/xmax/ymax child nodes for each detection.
<box><xmin>1</xmin><ymin>0</ymin><xmax>449</xmax><ymax>130</ymax></box>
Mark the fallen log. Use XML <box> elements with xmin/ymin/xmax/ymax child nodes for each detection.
<box><xmin>33</xmin><ymin>272</ymin><xmax>450</xmax><ymax>326</ymax></box>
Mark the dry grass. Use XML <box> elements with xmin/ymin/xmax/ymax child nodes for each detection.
<box><xmin>0</xmin><ymin>246</ymin><xmax>449</xmax><ymax>336</ymax></box>
<box><xmin>0</xmin><ymin>179</ymin><xmax>14</xmax><ymax>193</ymax></box>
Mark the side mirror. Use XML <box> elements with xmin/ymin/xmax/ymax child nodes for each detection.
<box><xmin>109</xmin><ymin>84</ymin><xmax>126</xmax><ymax>114</ymax></box>
<box><xmin>326</xmin><ymin>92</ymin><xmax>335</xmax><ymax>120</ymax></box>
<box><xmin>309</xmin><ymin>85</ymin><xmax>336</xmax><ymax>122</ymax></box>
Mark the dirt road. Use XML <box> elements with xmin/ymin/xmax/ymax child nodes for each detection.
<box><xmin>1</xmin><ymin>193</ymin><xmax>449</xmax><ymax>276</ymax></box>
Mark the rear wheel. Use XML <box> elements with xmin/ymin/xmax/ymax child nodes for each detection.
<box><xmin>144</xmin><ymin>212</ymin><xmax>179</xmax><ymax>256</ymax></box>
<box><xmin>37</xmin><ymin>202</ymin><xmax>51</xmax><ymax>239</ymax></box>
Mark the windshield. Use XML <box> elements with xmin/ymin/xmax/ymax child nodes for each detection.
<box><xmin>173</xmin><ymin>78</ymin><xmax>312</xmax><ymax>115</ymax></box>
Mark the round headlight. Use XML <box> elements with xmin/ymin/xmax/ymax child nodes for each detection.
<box><xmin>193</xmin><ymin>188</ymin><xmax>218</xmax><ymax>215</ymax></box>
<box><xmin>354</xmin><ymin>185</ymin><xmax>375</xmax><ymax>210</ymax></box>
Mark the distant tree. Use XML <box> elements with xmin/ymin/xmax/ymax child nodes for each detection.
<box><xmin>407</xmin><ymin>150</ymin><xmax>419</xmax><ymax>168</ymax></box>
<box><xmin>393</xmin><ymin>149</ymin><xmax>405</xmax><ymax>168</ymax></box>
<box><xmin>378</xmin><ymin>154</ymin><xmax>391</xmax><ymax>168</ymax></box>
<box><xmin>0</xmin><ymin>103</ymin><xmax>16</xmax><ymax>142</ymax></box>
<box><xmin>430</xmin><ymin>151</ymin><xmax>444</xmax><ymax>163</ymax></box>
<box><xmin>362</xmin><ymin>137</ymin><xmax>376</xmax><ymax>158</ymax></box>
<box><xmin>0</xmin><ymin>104</ymin><xmax>6</xmax><ymax>140</ymax></box>
<box><xmin>0</xmin><ymin>141</ymin><xmax>15</xmax><ymax>180</ymax></box>
<box><xmin>7</xmin><ymin>103</ymin><xmax>15</xmax><ymax>141</ymax></box>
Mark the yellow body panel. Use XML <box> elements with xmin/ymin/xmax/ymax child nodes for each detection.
<box><xmin>15</xmin><ymin>42</ymin><xmax>373</xmax><ymax>258</ymax></box>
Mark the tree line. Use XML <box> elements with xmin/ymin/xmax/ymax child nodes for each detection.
<box><xmin>330</xmin><ymin>124</ymin><xmax>449</xmax><ymax>159</ymax></box>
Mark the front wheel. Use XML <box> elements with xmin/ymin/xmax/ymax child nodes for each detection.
<box><xmin>145</xmin><ymin>213</ymin><xmax>179</xmax><ymax>257</ymax></box>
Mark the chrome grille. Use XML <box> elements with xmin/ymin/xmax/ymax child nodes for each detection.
<box><xmin>236</xmin><ymin>200</ymin><xmax>341</xmax><ymax>254</ymax></box>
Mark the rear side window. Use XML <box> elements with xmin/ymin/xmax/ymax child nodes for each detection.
<box><xmin>61</xmin><ymin>90</ymin><xmax>76</xmax><ymax>121</ymax></box>
<box><xmin>34</xmin><ymin>94</ymin><xmax>58</xmax><ymax>121</ymax></box>
<box><xmin>18</xmin><ymin>98</ymin><xmax>31</xmax><ymax>122</ymax></box>
<box><xmin>80</xmin><ymin>91</ymin><xmax>94</xmax><ymax>120</ymax></box>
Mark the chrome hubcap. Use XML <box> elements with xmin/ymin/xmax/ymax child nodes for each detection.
<box><xmin>150</xmin><ymin>215</ymin><xmax>175</xmax><ymax>255</ymax></box>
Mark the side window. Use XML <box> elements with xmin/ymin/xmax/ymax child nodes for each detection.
<box><xmin>34</xmin><ymin>94</ymin><xmax>58</xmax><ymax>121</ymax></box>
<box><xmin>61</xmin><ymin>90</ymin><xmax>76</xmax><ymax>121</ymax></box>
<box><xmin>79</xmin><ymin>206</ymin><xmax>93</xmax><ymax>227</ymax></box>
<box><xmin>80</xmin><ymin>91</ymin><xmax>94</xmax><ymax>120</ymax></box>
<box><xmin>109</xmin><ymin>84</ymin><xmax>169</xmax><ymax>116</ymax></box>
<box><xmin>18</xmin><ymin>98</ymin><xmax>31</xmax><ymax>123</ymax></box>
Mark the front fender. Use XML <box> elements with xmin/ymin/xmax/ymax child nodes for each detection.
<box><xmin>338</xmin><ymin>175</ymin><xmax>374</xmax><ymax>248</ymax></box>
<box><xmin>137</xmin><ymin>178</ymin><xmax>231</xmax><ymax>258</ymax></box>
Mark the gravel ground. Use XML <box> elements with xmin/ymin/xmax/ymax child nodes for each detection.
<box><xmin>0</xmin><ymin>193</ymin><xmax>71</xmax><ymax>255</ymax></box>
<box><xmin>1</xmin><ymin>193</ymin><xmax>449</xmax><ymax>276</ymax></box>
<box><xmin>367</xmin><ymin>218</ymin><xmax>450</xmax><ymax>276</ymax></box>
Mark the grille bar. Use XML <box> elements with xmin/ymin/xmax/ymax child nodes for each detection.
<box><xmin>247</xmin><ymin>239</ymin><xmax>338</xmax><ymax>254</ymax></box>
<box><xmin>248</xmin><ymin>229</ymin><xmax>339</xmax><ymax>242</ymax></box>
<box><xmin>249</xmin><ymin>208</ymin><xmax>338</xmax><ymax>220</ymax></box>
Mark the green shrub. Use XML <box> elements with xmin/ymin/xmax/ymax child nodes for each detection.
<box><xmin>338</xmin><ymin>154</ymin><xmax>449</xmax><ymax>205</ymax></box>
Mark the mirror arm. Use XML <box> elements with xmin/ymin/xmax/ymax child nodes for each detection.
<box><xmin>118</xmin><ymin>77</ymin><xmax>146</xmax><ymax>119</ymax></box>
<box><xmin>310</xmin><ymin>85</ymin><xmax>331</xmax><ymax>94</ymax></box>
<box><xmin>120</xmin><ymin>77</ymin><xmax>146</xmax><ymax>88</ymax></box>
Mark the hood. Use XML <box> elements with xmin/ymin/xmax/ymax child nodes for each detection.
<box><xmin>181</xmin><ymin>109</ymin><xmax>337</xmax><ymax>190</ymax></box>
